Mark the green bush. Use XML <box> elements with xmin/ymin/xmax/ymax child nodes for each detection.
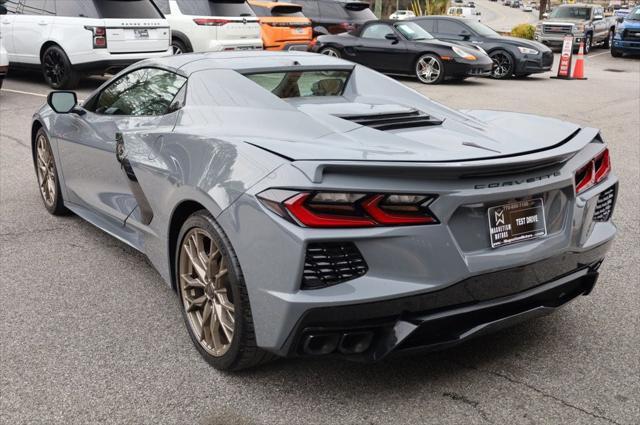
<box><xmin>511</xmin><ymin>24</ymin><xmax>535</xmax><ymax>40</ymax></box>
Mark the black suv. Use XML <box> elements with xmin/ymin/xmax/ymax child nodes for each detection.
<box><xmin>412</xmin><ymin>16</ymin><xmax>553</xmax><ymax>79</ymax></box>
<box><xmin>287</xmin><ymin>0</ymin><xmax>375</xmax><ymax>35</ymax></box>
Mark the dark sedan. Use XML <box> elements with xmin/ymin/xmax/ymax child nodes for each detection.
<box><xmin>311</xmin><ymin>20</ymin><xmax>493</xmax><ymax>84</ymax></box>
<box><xmin>412</xmin><ymin>17</ymin><xmax>554</xmax><ymax>79</ymax></box>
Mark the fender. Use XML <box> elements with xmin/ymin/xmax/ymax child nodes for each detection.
<box><xmin>171</xmin><ymin>30</ymin><xmax>194</xmax><ymax>52</ymax></box>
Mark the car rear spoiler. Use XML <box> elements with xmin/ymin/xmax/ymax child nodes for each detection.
<box><xmin>291</xmin><ymin>127</ymin><xmax>601</xmax><ymax>183</ymax></box>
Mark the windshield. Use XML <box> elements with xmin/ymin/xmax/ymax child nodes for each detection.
<box><xmin>246</xmin><ymin>70</ymin><xmax>350</xmax><ymax>98</ymax></box>
<box><xmin>464</xmin><ymin>20</ymin><xmax>499</xmax><ymax>37</ymax></box>
<box><xmin>549</xmin><ymin>7</ymin><xmax>591</xmax><ymax>20</ymax></box>
<box><xmin>627</xmin><ymin>6</ymin><xmax>640</xmax><ymax>20</ymax></box>
<box><xmin>395</xmin><ymin>22</ymin><xmax>434</xmax><ymax>40</ymax></box>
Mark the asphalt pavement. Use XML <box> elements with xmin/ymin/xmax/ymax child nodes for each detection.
<box><xmin>1</xmin><ymin>51</ymin><xmax>639</xmax><ymax>424</ymax></box>
<box><xmin>476</xmin><ymin>0</ymin><xmax>539</xmax><ymax>33</ymax></box>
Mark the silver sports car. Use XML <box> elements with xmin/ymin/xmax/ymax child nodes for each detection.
<box><xmin>33</xmin><ymin>52</ymin><xmax>617</xmax><ymax>370</ymax></box>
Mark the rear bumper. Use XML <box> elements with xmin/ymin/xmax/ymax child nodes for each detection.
<box><xmin>280</xmin><ymin>242</ymin><xmax>610</xmax><ymax>360</ymax></box>
<box><xmin>70</xmin><ymin>48</ymin><xmax>172</xmax><ymax>74</ymax></box>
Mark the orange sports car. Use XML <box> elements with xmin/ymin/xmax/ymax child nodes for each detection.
<box><xmin>249</xmin><ymin>1</ymin><xmax>312</xmax><ymax>51</ymax></box>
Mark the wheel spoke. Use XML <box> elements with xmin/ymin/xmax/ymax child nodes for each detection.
<box><xmin>181</xmin><ymin>274</ymin><xmax>205</xmax><ymax>290</ymax></box>
<box><xmin>185</xmin><ymin>294</ymin><xmax>207</xmax><ymax>312</ymax></box>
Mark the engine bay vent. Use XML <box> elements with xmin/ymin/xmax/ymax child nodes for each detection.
<box><xmin>336</xmin><ymin>110</ymin><xmax>443</xmax><ymax>131</ymax></box>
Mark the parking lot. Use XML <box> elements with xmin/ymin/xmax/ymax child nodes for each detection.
<box><xmin>1</xmin><ymin>48</ymin><xmax>638</xmax><ymax>424</ymax></box>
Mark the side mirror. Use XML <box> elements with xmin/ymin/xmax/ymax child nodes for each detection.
<box><xmin>617</xmin><ymin>16</ymin><xmax>624</xmax><ymax>23</ymax></box>
<box><xmin>385</xmin><ymin>33</ymin><xmax>399</xmax><ymax>41</ymax></box>
<box><xmin>47</xmin><ymin>91</ymin><xmax>80</xmax><ymax>114</ymax></box>
<box><xmin>460</xmin><ymin>30</ymin><xmax>471</xmax><ymax>40</ymax></box>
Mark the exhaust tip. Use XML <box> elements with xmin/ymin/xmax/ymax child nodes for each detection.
<box><xmin>338</xmin><ymin>331</ymin><xmax>374</xmax><ymax>354</ymax></box>
<box><xmin>302</xmin><ymin>333</ymin><xmax>340</xmax><ymax>355</ymax></box>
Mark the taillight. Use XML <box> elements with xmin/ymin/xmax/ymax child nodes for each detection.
<box><xmin>84</xmin><ymin>26</ymin><xmax>107</xmax><ymax>49</ymax></box>
<box><xmin>193</xmin><ymin>18</ymin><xmax>229</xmax><ymax>26</ymax></box>
<box><xmin>575</xmin><ymin>148</ymin><xmax>611</xmax><ymax>194</ymax></box>
<box><xmin>257</xmin><ymin>190</ymin><xmax>438</xmax><ymax>228</ymax></box>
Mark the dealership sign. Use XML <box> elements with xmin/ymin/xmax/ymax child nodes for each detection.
<box><xmin>554</xmin><ymin>36</ymin><xmax>574</xmax><ymax>79</ymax></box>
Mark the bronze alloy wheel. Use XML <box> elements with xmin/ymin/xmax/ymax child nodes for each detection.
<box><xmin>179</xmin><ymin>227</ymin><xmax>236</xmax><ymax>357</ymax></box>
<box><xmin>35</xmin><ymin>132</ymin><xmax>57</xmax><ymax>208</ymax></box>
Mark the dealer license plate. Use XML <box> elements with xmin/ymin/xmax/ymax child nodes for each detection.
<box><xmin>488</xmin><ymin>198</ymin><xmax>547</xmax><ymax>248</ymax></box>
<box><xmin>134</xmin><ymin>29</ymin><xmax>149</xmax><ymax>39</ymax></box>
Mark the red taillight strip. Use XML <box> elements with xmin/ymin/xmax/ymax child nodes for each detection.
<box><xmin>594</xmin><ymin>149</ymin><xmax>611</xmax><ymax>184</ymax></box>
<box><xmin>193</xmin><ymin>18</ymin><xmax>229</xmax><ymax>26</ymax></box>
<box><xmin>575</xmin><ymin>148</ymin><xmax>611</xmax><ymax>194</ymax></box>
<box><xmin>362</xmin><ymin>195</ymin><xmax>436</xmax><ymax>225</ymax></box>
<box><xmin>284</xmin><ymin>193</ymin><xmax>376</xmax><ymax>228</ymax></box>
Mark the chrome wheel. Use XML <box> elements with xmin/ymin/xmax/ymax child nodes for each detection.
<box><xmin>491</xmin><ymin>52</ymin><xmax>512</xmax><ymax>79</ymax></box>
<box><xmin>172</xmin><ymin>44</ymin><xmax>183</xmax><ymax>55</ymax></box>
<box><xmin>35</xmin><ymin>134</ymin><xmax>57</xmax><ymax>208</ymax></box>
<box><xmin>416</xmin><ymin>56</ymin><xmax>441</xmax><ymax>84</ymax></box>
<box><xmin>321</xmin><ymin>48</ymin><xmax>340</xmax><ymax>58</ymax></box>
<box><xmin>179</xmin><ymin>228</ymin><xmax>235</xmax><ymax>357</ymax></box>
<box><xmin>584</xmin><ymin>35</ymin><xmax>591</xmax><ymax>54</ymax></box>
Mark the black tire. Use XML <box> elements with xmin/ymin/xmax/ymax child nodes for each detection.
<box><xmin>319</xmin><ymin>47</ymin><xmax>341</xmax><ymax>58</ymax></box>
<box><xmin>489</xmin><ymin>50</ymin><xmax>514</xmax><ymax>79</ymax></box>
<box><xmin>583</xmin><ymin>34</ymin><xmax>592</xmax><ymax>54</ymax></box>
<box><xmin>41</xmin><ymin>45</ymin><xmax>80</xmax><ymax>89</ymax></box>
<box><xmin>171</xmin><ymin>38</ymin><xmax>189</xmax><ymax>55</ymax></box>
<box><xmin>603</xmin><ymin>30</ymin><xmax>613</xmax><ymax>49</ymax></box>
<box><xmin>611</xmin><ymin>48</ymin><xmax>622</xmax><ymax>58</ymax></box>
<box><xmin>514</xmin><ymin>73</ymin><xmax>532</xmax><ymax>78</ymax></box>
<box><xmin>415</xmin><ymin>54</ymin><xmax>445</xmax><ymax>85</ymax></box>
<box><xmin>175</xmin><ymin>210</ymin><xmax>275</xmax><ymax>371</ymax></box>
<box><xmin>33</xmin><ymin>128</ymin><xmax>69</xmax><ymax>216</ymax></box>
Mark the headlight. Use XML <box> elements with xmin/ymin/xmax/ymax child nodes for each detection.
<box><xmin>452</xmin><ymin>46</ymin><xmax>477</xmax><ymax>60</ymax></box>
<box><xmin>517</xmin><ymin>46</ymin><xmax>539</xmax><ymax>55</ymax></box>
<box><xmin>616</xmin><ymin>26</ymin><xmax>624</xmax><ymax>35</ymax></box>
<box><xmin>536</xmin><ymin>23</ymin><xmax>542</xmax><ymax>31</ymax></box>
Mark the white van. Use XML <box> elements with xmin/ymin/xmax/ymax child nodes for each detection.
<box><xmin>153</xmin><ymin>0</ymin><xmax>262</xmax><ymax>54</ymax></box>
<box><xmin>0</xmin><ymin>0</ymin><xmax>171</xmax><ymax>89</ymax></box>
<box><xmin>446</xmin><ymin>7</ymin><xmax>482</xmax><ymax>22</ymax></box>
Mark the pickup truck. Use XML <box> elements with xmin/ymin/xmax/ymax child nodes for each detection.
<box><xmin>534</xmin><ymin>4</ymin><xmax>617</xmax><ymax>53</ymax></box>
<box><xmin>611</xmin><ymin>5</ymin><xmax>640</xmax><ymax>57</ymax></box>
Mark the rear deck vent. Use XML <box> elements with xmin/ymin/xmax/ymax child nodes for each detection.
<box><xmin>302</xmin><ymin>242</ymin><xmax>368</xmax><ymax>290</ymax></box>
<box><xmin>336</xmin><ymin>110</ymin><xmax>443</xmax><ymax>131</ymax></box>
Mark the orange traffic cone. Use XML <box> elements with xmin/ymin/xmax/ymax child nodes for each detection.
<box><xmin>572</xmin><ymin>42</ymin><xmax>587</xmax><ymax>80</ymax></box>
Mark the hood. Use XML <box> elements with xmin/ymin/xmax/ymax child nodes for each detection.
<box><xmin>622</xmin><ymin>18</ymin><xmax>640</xmax><ymax>27</ymax></box>
<box><xmin>544</xmin><ymin>18</ymin><xmax>586</xmax><ymax>24</ymax></box>
<box><xmin>237</xmin><ymin>101</ymin><xmax>581</xmax><ymax>162</ymax></box>
<box><xmin>487</xmin><ymin>35</ymin><xmax>549</xmax><ymax>51</ymax></box>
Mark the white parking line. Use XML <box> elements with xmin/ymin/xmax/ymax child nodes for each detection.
<box><xmin>588</xmin><ymin>51</ymin><xmax>612</xmax><ymax>58</ymax></box>
<box><xmin>0</xmin><ymin>88</ymin><xmax>48</xmax><ymax>98</ymax></box>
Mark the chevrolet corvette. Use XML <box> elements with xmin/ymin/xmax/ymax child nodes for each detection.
<box><xmin>33</xmin><ymin>51</ymin><xmax>617</xmax><ymax>370</ymax></box>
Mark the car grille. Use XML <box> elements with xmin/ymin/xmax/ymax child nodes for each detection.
<box><xmin>302</xmin><ymin>242</ymin><xmax>368</xmax><ymax>289</ymax></box>
<box><xmin>622</xmin><ymin>29</ymin><xmax>640</xmax><ymax>41</ymax></box>
<box><xmin>592</xmin><ymin>185</ymin><xmax>616</xmax><ymax>222</ymax></box>
<box><xmin>543</xmin><ymin>24</ymin><xmax>573</xmax><ymax>34</ymax></box>
<box><xmin>542</xmin><ymin>51</ymin><xmax>554</xmax><ymax>66</ymax></box>
<box><xmin>335</xmin><ymin>109</ymin><xmax>442</xmax><ymax>131</ymax></box>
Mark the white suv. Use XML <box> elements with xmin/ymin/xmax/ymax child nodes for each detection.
<box><xmin>153</xmin><ymin>0</ymin><xmax>262</xmax><ymax>54</ymax></box>
<box><xmin>0</xmin><ymin>0</ymin><xmax>171</xmax><ymax>89</ymax></box>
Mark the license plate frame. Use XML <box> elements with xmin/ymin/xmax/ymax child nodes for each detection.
<box><xmin>487</xmin><ymin>198</ymin><xmax>547</xmax><ymax>248</ymax></box>
<box><xmin>134</xmin><ymin>29</ymin><xmax>149</xmax><ymax>39</ymax></box>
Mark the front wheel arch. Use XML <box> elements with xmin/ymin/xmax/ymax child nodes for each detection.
<box><xmin>168</xmin><ymin>200</ymin><xmax>208</xmax><ymax>291</ymax></box>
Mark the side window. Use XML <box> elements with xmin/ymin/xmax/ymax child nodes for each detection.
<box><xmin>438</xmin><ymin>20</ymin><xmax>465</xmax><ymax>36</ymax></box>
<box><xmin>418</xmin><ymin>19</ymin><xmax>435</xmax><ymax>33</ymax></box>
<box><xmin>54</xmin><ymin>0</ymin><xmax>100</xmax><ymax>17</ymax></box>
<box><xmin>361</xmin><ymin>24</ymin><xmax>394</xmax><ymax>40</ymax></box>
<box><xmin>295</xmin><ymin>0</ymin><xmax>319</xmax><ymax>17</ymax></box>
<box><xmin>175</xmin><ymin>0</ymin><xmax>210</xmax><ymax>15</ymax></box>
<box><xmin>93</xmin><ymin>68</ymin><xmax>187</xmax><ymax>116</ymax></box>
<box><xmin>320</xmin><ymin>1</ymin><xmax>348</xmax><ymax>19</ymax></box>
<box><xmin>154</xmin><ymin>0</ymin><xmax>171</xmax><ymax>15</ymax></box>
<box><xmin>19</xmin><ymin>0</ymin><xmax>55</xmax><ymax>15</ymax></box>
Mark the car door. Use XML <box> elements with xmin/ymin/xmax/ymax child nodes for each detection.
<box><xmin>55</xmin><ymin>67</ymin><xmax>187</xmax><ymax>230</ymax></box>
<box><xmin>9</xmin><ymin>0</ymin><xmax>55</xmax><ymax>64</ymax></box>
<box><xmin>592</xmin><ymin>7</ymin><xmax>606</xmax><ymax>41</ymax></box>
<box><xmin>353</xmin><ymin>23</ymin><xmax>407</xmax><ymax>72</ymax></box>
